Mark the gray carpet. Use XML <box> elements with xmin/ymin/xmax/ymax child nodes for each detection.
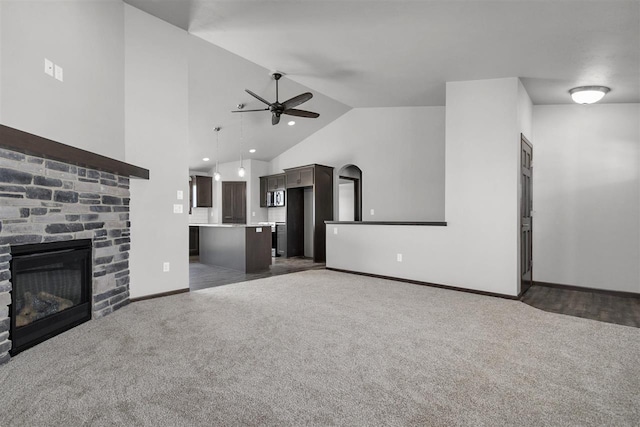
<box><xmin>0</xmin><ymin>270</ymin><xmax>638</xmax><ymax>426</ymax></box>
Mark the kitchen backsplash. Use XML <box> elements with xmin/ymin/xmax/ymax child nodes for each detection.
<box><xmin>268</xmin><ymin>207</ymin><xmax>286</xmax><ymax>223</ymax></box>
<box><xmin>189</xmin><ymin>207</ymin><xmax>209</xmax><ymax>224</ymax></box>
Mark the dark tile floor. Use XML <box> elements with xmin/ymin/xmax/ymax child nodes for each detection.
<box><xmin>189</xmin><ymin>256</ymin><xmax>325</xmax><ymax>291</ymax></box>
<box><xmin>521</xmin><ymin>284</ymin><xmax>640</xmax><ymax>328</ymax></box>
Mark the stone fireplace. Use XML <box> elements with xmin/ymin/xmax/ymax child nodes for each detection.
<box><xmin>0</xmin><ymin>124</ymin><xmax>148</xmax><ymax>364</ymax></box>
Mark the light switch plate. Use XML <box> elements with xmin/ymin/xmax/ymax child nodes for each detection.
<box><xmin>370</xmin><ymin>209</ymin><xmax>375</xmax><ymax>216</ymax></box>
<box><xmin>44</xmin><ymin>58</ymin><xmax>54</xmax><ymax>76</ymax></box>
<box><xmin>177</xmin><ymin>190</ymin><xmax>183</xmax><ymax>200</ymax></box>
<box><xmin>163</xmin><ymin>262</ymin><xmax>170</xmax><ymax>272</ymax></box>
<box><xmin>397</xmin><ymin>253</ymin><xmax>403</xmax><ymax>262</ymax></box>
<box><xmin>54</xmin><ymin>65</ymin><xmax>63</xmax><ymax>82</ymax></box>
<box><xmin>334</xmin><ymin>227</ymin><xmax>338</xmax><ymax>235</ymax></box>
<box><xmin>173</xmin><ymin>204</ymin><xmax>183</xmax><ymax>214</ymax></box>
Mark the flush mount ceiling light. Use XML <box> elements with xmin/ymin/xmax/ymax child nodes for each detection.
<box><xmin>249</xmin><ymin>149</ymin><xmax>256</xmax><ymax>153</ymax></box>
<box><xmin>288</xmin><ymin>121</ymin><xmax>296</xmax><ymax>126</ymax></box>
<box><xmin>202</xmin><ymin>157</ymin><xmax>210</xmax><ymax>162</ymax></box>
<box><xmin>569</xmin><ymin>86</ymin><xmax>610</xmax><ymax>104</ymax></box>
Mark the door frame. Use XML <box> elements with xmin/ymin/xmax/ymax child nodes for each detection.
<box><xmin>520</xmin><ymin>134</ymin><xmax>533</xmax><ymax>296</ymax></box>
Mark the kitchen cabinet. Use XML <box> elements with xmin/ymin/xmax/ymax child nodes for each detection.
<box><xmin>284</xmin><ymin>164</ymin><xmax>333</xmax><ymax>262</ymax></box>
<box><xmin>222</xmin><ymin>181</ymin><xmax>246</xmax><ymax>224</ymax></box>
<box><xmin>259</xmin><ymin>173</ymin><xmax>286</xmax><ymax>208</ymax></box>
<box><xmin>189</xmin><ymin>226</ymin><xmax>199</xmax><ymax>256</ymax></box>
<box><xmin>260</xmin><ymin>177</ymin><xmax>267</xmax><ymax>208</ymax></box>
<box><xmin>285</xmin><ymin>166</ymin><xmax>314</xmax><ymax>188</ymax></box>
<box><xmin>190</xmin><ymin>175</ymin><xmax>212</xmax><ymax>208</ymax></box>
<box><xmin>276</xmin><ymin>223</ymin><xmax>287</xmax><ymax>257</ymax></box>
<box><xmin>267</xmin><ymin>174</ymin><xmax>286</xmax><ymax>191</ymax></box>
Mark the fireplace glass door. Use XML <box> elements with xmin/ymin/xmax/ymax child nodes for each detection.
<box><xmin>10</xmin><ymin>239</ymin><xmax>92</xmax><ymax>355</ymax></box>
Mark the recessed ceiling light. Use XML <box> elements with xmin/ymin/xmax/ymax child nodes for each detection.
<box><xmin>569</xmin><ymin>86</ymin><xmax>610</xmax><ymax>104</ymax></box>
<box><xmin>249</xmin><ymin>149</ymin><xmax>256</xmax><ymax>153</ymax></box>
<box><xmin>288</xmin><ymin>121</ymin><xmax>295</xmax><ymax>126</ymax></box>
<box><xmin>202</xmin><ymin>157</ymin><xmax>210</xmax><ymax>161</ymax></box>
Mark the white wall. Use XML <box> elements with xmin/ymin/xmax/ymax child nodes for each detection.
<box><xmin>270</xmin><ymin>107</ymin><xmax>446</xmax><ymax>221</ymax></box>
<box><xmin>0</xmin><ymin>0</ymin><xmax>125</xmax><ymax>159</ymax></box>
<box><xmin>124</xmin><ymin>5</ymin><xmax>189</xmax><ymax>298</ymax></box>
<box><xmin>327</xmin><ymin>78</ymin><xmax>525</xmax><ymax>296</ymax></box>
<box><xmin>0</xmin><ymin>1</ymin><xmax>3</xmax><ymax>122</ymax></box>
<box><xmin>532</xmin><ymin>104</ymin><xmax>640</xmax><ymax>293</ymax></box>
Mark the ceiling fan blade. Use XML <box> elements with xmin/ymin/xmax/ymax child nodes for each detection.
<box><xmin>283</xmin><ymin>109</ymin><xmax>320</xmax><ymax>119</ymax></box>
<box><xmin>231</xmin><ymin>108</ymin><xmax>269</xmax><ymax>113</ymax></box>
<box><xmin>272</xmin><ymin>114</ymin><xmax>281</xmax><ymax>126</ymax></box>
<box><xmin>245</xmin><ymin>89</ymin><xmax>271</xmax><ymax>106</ymax></box>
<box><xmin>282</xmin><ymin>92</ymin><xmax>313</xmax><ymax>110</ymax></box>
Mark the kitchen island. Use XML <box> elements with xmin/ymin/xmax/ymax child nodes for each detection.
<box><xmin>190</xmin><ymin>224</ymin><xmax>272</xmax><ymax>273</ymax></box>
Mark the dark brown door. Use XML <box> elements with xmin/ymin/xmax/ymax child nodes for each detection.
<box><xmin>521</xmin><ymin>135</ymin><xmax>533</xmax><ymax>294</ymax></box>
<box><xmin>222</xmin><ymin>181</ymin><xmax>246</xmax><ymax>224</ymax></box>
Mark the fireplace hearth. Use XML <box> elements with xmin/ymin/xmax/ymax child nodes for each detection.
<box><xmin>10</xmin><ymin>240</ymin><xmax>92</xmax><ymax>355</ymax></box>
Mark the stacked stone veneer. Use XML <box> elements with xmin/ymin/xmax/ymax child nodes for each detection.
<box><xmin>0</xmin><ymin>147</ymin><xmax>132</xmax><ymax>364</ymax></box>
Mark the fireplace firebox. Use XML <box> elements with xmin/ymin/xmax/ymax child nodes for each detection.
<box><xmin>9</xmin><ymin>239</ymin><xmax>92</xmax><ymax>355</ymax></box>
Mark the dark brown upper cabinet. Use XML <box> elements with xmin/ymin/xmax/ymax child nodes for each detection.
<box><xmin>259</xmin><ymin>177</ymin><xmax>267</xmax><ymax>208</ymax></box>
<box><xmin>285</xmin><ymin>166</ymin><xmax>314</xmax><ymax>188</ymax></box>
<box><xmin>268</xmin><ymin>174</ymin><xmax>286</xmax><ymax>191</ymax></box>
<box><xmin>259</xmin><ymin>173</ymin><xmax>286</xmax><ymax>207</ymax></box>
<box><xmin>191</xmin><ymin>175</ymin><xmax>212</xmax><ymax>208</ymax></box>
<box><xmin>222</xmin><ymin>181</ymin><xmax>246</xmax><ymax>224</ymax></box>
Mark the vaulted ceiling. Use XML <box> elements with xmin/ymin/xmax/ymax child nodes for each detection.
<box><xmin>124</xmin><ymin>0</ymin><xmax>640</xmax><ymax>169</ymax></box>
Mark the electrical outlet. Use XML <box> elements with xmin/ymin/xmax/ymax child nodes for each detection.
<box><xmin>163</xmin><ymin>262</ymin><xmax>170</xmax><ymax>272</ymax></box>
<box><xmin>252</xmin><ymin>211</ymin><xmax>255</xmax><ymax>217</ymax></box>
<box><xmin>334</xmin><ymin>227</ymin><xmax>338</xmax><ymax>235</ymax></box>
<box><xmin>397</xmin><ymin>253</ymin><xmax>403</xmax><ymax>262</ymax></box>
<box><xmin>54</xmin><ymin>65</ymin><xmax>63</xmax><ymax>82</ymax></box>
<box><xmin>173</xmin><ymin>204</ymin><xmax>183</xmax><ymax>214</ymax></box>
<box><xmin>177</xmin><ymin>190</ymin><xmax>183</xmax><ymax>200</ymax></box>
<box><xmin>370</xmin><ymin>209</ymin><xmax>375</xmax><ymax>216</ymax></box>
<box><xmin>44</xmin><ymin>58</ymin><xmax>54</xmax><ymax>76</ymax></box>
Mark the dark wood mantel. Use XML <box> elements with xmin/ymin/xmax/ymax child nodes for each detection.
<box><xmin>0</xmin><ymin>124</ymin><xmax>149</xmax><ymax>179</ymax></box>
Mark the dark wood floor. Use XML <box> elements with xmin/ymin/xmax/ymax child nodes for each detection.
<box><xmin>191</xmin><ymin>261</ymin><xmax>640</xmax><ymax>328</ymax></box>
<box><xmin>189</xmin><ymin>256</ymin><xmax>325</xmax><ymax>291</ymax></box>
<box><xmin>521</xmin><ymin>284</ymin><xmax>640</xmax><ymax>328</ymax></box>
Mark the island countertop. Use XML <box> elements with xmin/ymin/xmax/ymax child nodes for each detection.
<box><xmin>189</xmin><ymin>223</ymin><xmax>267</xmax><ymax>228</ymax></box>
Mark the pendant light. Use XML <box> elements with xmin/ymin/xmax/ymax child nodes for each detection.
<box><xmin>238</xmin><ymin>114</ymin><xmax>246</xmax><ymax>177</ymax></box>
<box><xmin>238</xmin><ymin>154</ymin><xmax>246</xmax><ymax>178</ymax></box>
<box><xmin>213</xmin><ymin>127</ymin><xmax>221</xmax><ymax>181</ymax></box>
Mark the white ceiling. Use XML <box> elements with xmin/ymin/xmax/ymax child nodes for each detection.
<box><xmin>124</xmin><ymin>0</ymin><xmax>640</xmax><ymax>168</ymax></box>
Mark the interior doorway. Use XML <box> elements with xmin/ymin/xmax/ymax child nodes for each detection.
<box><xmin>521</xmin><ymin>135</ymin><xmax>533</xmax><ymax>295</ymax></box>
<box><xmin>338</xmin><ymin>164</ymin><xmax>362</xmax><ymax>221</ymax></box>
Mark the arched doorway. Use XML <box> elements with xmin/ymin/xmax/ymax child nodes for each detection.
<box><xmin>338</xmin><ymin>164</ymin><xmax>362</xmax><ymax>221</ymax></box>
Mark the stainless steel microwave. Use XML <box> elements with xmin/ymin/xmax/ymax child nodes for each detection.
<box><xmin>267</xmin><ymin>190</ymin><xmax>285</xmax><ymax>207</ymax></box>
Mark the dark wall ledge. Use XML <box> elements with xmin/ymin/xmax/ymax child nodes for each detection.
<box><xmin>325</xmin><ymin>221</ymin><xmax>447</xmax><ymax>226</ymax></box>
<box><xmin>0</xmin><ymin>125</ymin><xmax>149</xmax><ymax>179</ymax></box>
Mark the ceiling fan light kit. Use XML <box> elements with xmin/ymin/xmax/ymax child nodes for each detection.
<box><xmin>569</xmin><ymin>86</ymin><xmax>610</xmax><ymax>104</ymax></box>
<box><xmin>231</xmin><ymin>72</ymin><xmax>320</xmax><ymax>125</ymax></box>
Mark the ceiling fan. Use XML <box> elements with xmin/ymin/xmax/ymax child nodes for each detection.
<box><xmin>232</xmin><ymin>72</ymin><xmax>320</xmax><ymax>125</ymax></box>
